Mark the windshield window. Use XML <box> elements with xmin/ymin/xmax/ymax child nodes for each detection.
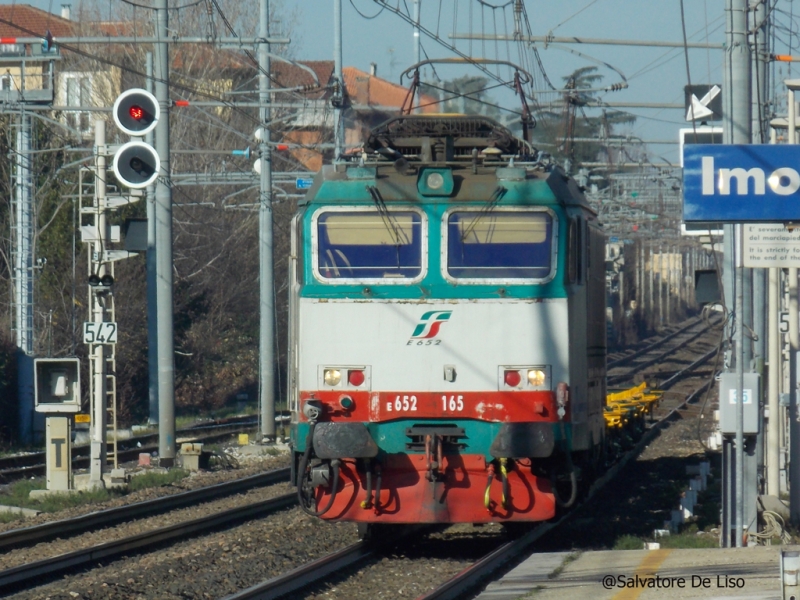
<box><xmin>316</xmin><ymin>210</ymin><xmax>423</xmax><ymax>280</ymax></box>
<box><xmin>447</xmin><ymin>211</ymin><xmax>554</xmax><ymax>279</ymax></box>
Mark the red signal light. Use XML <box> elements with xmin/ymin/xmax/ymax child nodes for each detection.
<box><xmin>504</xmin><ymin>370</ymin><xmax>521</xmax><ymax>387</ymax></box>
<box><xmin>348</xmin><ymin>370</ymin><xmax>365</xmax><ymax>387</ymax></box>
<box><xmin>129</xmin><ymin>105</ymin><xmax>144</xmax><ymax>120</ymax></box>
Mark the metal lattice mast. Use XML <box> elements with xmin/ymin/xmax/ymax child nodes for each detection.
<box><xmin>11</xmin><ymin>105</ymin><xmax>35</xmax><ymax>444</ymax></box>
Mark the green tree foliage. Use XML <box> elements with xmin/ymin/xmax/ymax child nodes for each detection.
<box><xmin>531</xmin><ymin>66</ymin><xmax>636</xmax><ymax>171</ymax></box>
<box><xmin>420</xmin><ymin>75</ymin><xmax>501</xmax><ymax>118</ymax></box>
<box><xmin>0</xmin><ymin>1</ymin><xmax>302</xmax><ymax>444</ymax></box>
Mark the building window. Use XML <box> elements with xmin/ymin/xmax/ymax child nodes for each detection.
<box><xmin>64</xmin><ymin>74</ymin><xmax>92</xmax><ymax>134</ymax></box>
<box><xmin>0</xmin><ymin>44</ymin><xmax>22</xmax><ymax>56</ymax></box>
<box><xmin>0</xmin><ymin>75</ymin><xmax>12</xmax><ymax>91</ymax></box>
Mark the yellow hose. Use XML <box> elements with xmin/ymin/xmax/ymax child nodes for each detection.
<box><xmin>499</xmin><ymin>458</ymin><xmax>509</xmax><ymax>509</ymax></box>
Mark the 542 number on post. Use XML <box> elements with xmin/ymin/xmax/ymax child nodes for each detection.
<box><xmin>83</xmin><ymin>322</ymin><xmax>118</xmax><ymax>344</ymax></box>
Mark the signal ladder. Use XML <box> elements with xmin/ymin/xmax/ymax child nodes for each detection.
<box><xmin>79</xmin><ymin>166</ymin><xmax>119</xmax><ymax>470</ymax></box>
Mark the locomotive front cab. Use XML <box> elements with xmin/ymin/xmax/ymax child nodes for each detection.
<box><xmin>289</xmin><ymin>116</ymin><xmax>606</xmax><ymax>526</ymax></box>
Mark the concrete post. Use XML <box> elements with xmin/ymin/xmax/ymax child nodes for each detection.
<box><xmin>258</xmin><ymin>0</ymin><xmax>276</xmax><ymax>440</ymax></box>
<box><xmin>154</xmin><ymin>0</ymin><xmax>176</xmax><ymax>466</ymax></box>
<box><xmin>769</xmin><ymin>267</ymin><xmax>780</xmax><ymax>496</ymax></box>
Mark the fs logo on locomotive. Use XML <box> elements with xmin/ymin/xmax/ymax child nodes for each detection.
<box><xmin>408</xmin><ymin>310</ymin><xmax>452</xmax><ymax>345</ymax></box>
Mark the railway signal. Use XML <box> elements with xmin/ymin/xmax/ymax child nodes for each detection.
<box><xmin>111</xmin><ymin>89</ymin><xmax>160</xmax><ymax>189</ymax></box>
<box><xmin>112</xmin><ymin>88</ymin><xmax>159</xmax><ymax>136</ymax></box>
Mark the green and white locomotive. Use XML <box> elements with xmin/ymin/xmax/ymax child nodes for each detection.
<box><xmin>289</xmin><ymin>115</ymin><xmax>606</xmax><ymax>526</ymax></box>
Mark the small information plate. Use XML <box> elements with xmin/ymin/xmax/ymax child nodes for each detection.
<box><xmin>83</xmin><ymin>322</ymin><xmax>118</xmax><ymax>344</ymax></box>
<box><xmin>743</xmin><ymin>224</ymin><xmax>800</xmax><ymax>268</ymax></box>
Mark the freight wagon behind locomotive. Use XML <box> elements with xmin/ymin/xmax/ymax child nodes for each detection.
<box><xmin>289</xmin><ymin>115</ymin><xmax>606</xmax><ymax>530</ymax></box>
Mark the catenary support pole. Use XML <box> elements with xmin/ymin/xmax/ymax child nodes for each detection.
<box><xmin>413</xmin><ymin>0</ymin><xmax>420</xmax><ymax>113</ymax></box>
<box><xmin>790</xmin><ymin>266</ymin><xmax>800</xmax><ymax>521</ymax></box>
<box><xmin>769</xmin><ymin>267</ymin><xmax>780</xmax><ymax>495</ymax></box>
<box><xmin>333</xmin><ymin>0</ymin><xmax>344</xmax><ymax>158</ymax></box>
<box><xmin>146</xmin><ymin>51</ymin><xmax>159</xmax><ymax>425</ymax></box>
<box><xmin>258</xmin><ymin>0</ymin><xmax>276</xmax><ymax>441</ymax></box>
<box><xmin>724</xmin><ymin>0</ymin><xmax>752</xmax><ymax>548</ymax></box>
<box><xmin>154</xmin><ymin>0</ymin><xmax>176</xmax><ymax>466</ymax></box>
<box><xmin>648</xmin><ymin>244</ymin><xmax>653</xmax><ymax>329</ymax></box>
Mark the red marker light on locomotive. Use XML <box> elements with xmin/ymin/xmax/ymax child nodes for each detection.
<box><xmin>348</xmin><ymin>370</ymin><xmax>365</xmax><ymax>387</ymax></box>
<box><xmin>504</xmin><ymin>370</ymin><xmax>521</xmax><ymax>387</ymax></box>
<box><xmin>129</xmin><ymin>105</ymin><xmax>144</xmax><ymax>120</ymax></box>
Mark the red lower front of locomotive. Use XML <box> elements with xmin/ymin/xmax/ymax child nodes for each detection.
<box><xmin>313</xmin><ymin>454</ymin><xmax>555</xmax><ymax>523</ymax></box>
<box><xmin>298</xmin><ymin>387</ymin><xmax>569</xmax><ymax>524</ymax></box>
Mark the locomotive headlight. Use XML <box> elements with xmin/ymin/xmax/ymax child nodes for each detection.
<box><xmin>417</xmin><ymin>168</ymin><xmax>454</xmax><ymax>196</ymax></box>
<box><xmin>426</xmin><ymin>172</ymin><xmax>445</xmax><ymax>190</ymax></box>
<box><xmin>323</xmin><ymin>368</ymin><xmax>342</xmax><ymax>386</ymax></box>
<box><xmin>527</xmin><ymin>368</ymin><xmax>548</xmax><ymax>389</ymax></box>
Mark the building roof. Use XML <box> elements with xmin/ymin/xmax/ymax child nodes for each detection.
<box><xmin>0</xmin><ymin>5</ymin><xmax>74</xmax><ymax>39</ymax></box>
<box><xmin>272</xmin><ymin>60</ymin><xmax>333</xmax><ymax>99</ymax></box>
<box><xmin>272</xmin><ymin>60</ymin><xmax>439</xmax><ymax>111</ymax></box>
<box><xmin>343</xmin><ymin>66</ymin><xmax>438</xmax><ymax>112</ymax></box>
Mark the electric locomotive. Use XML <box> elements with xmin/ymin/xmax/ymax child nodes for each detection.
<box><xmin>289</xmin><ymin>115</ymin><xmax>606</xmax><ymax>528</ymax></box>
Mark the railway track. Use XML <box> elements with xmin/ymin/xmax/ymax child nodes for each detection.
<box><xmin>0</xmin><ymin>467</ymin><xmax>290</xmax><ymax>553</ymax></box>
<box><xmin>0</xmin><ymin>325</ymin><xmax>722</xmax><ymax>600</ymax></box>
<box><xmin>607</xmin><ymin>314</ymin><xmax>721</xmax><ymax>387</ymax></box>
<box><xmin>212</xmin><ymin>378</ymin><xmax>718</xmax><ymax>600</ymax></box>
<box><xmin>0</xmin><ymin>469</ymin><xmax>293</xmax><ymax>595</ymax></box>
<box><xmin>213</xmin><ymin>324</ymin><xmax>724</xmax><ymax>600</ymax></box>
<box><xmin>413</xmin><ymin>383</ymin><xmax>720</xmax><ymax>600</ymax></box>
<box><xmin>0</xmin><ymin>416</ymin><xmax>260</xmax><ymax>483</ymax></box>
<box><xmin>606</xmin><ymin>315</ymin><xmax>710</xmax><ymax>367</ymax></box>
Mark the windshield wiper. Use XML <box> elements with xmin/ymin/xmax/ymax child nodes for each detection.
<box><xmin>459</xmin><ymin>185</ymin><xmax>507</xmax><ymax>242</ymax></box>
<box><xmin>366</xmin><ymin>185</ymin><xmax>411</xmax><ymax>246</ymax></box>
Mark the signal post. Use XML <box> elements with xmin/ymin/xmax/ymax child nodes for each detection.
<box><xmin>83</xmin><ymin>90</ymin><xmax>159</xmax><ymax>487</ymax></box>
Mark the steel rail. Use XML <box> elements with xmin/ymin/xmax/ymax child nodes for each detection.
<box><xmin>0</xmin><ymin>467</ymin><xmax>290</xmax><ymax>552</ymax></box>
<box><xmin>0</xmin><ymin>492</ymin><xmax>297</xmax><ymax>595</ymax></box>
<box><xmin>223</xmin><ymin>373</ymin><xmax>716</xmax><ymax>600</ymax></box>
<box><xmin>0</xmin><ymin>418</ymin><xmax>260</xmax><ymax>482</ymax></box>
<box><xmin>607</xmin><ymin>316</ymin><xmax>706</xmax><ymax>368</ymax></box>
<box><xmin>418</xmin><ymin>375</ymin><xmax>715</xmax><ymax>600</ymax></box>
<box><xmin>224</xmin><ymin>541</ymin><xmax>373</xmax><ymax>600</ymax></box>
<box><xmin>607</xmin><ymin>320</ymin><xmax>718</xmax><ymax>386</ymax></box>
<box><xmin>659</xmin><ymin>347</ymin><xmax>719</xmax><ymax>389</ymax></box>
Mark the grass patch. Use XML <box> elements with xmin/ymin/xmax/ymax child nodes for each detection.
<box><xmin>0</xmin><ymin>469</ymin><xmax>189</xmax><ymax>514</ymax></box>
<box><xmin>128</xmin><ymin>468</ymin><xmax>189</xmax><ymax>492</ymax></box>
<box><xmin>549</xmin><ymin>551</ymin><xmax>581</xmax><ymax>579</ymax></box>
<box><xmin>0</xmin><ymin>478</ymin><xmax>117</xmax><ymax>512</ymax></box>
<box><xmin>0</xmin><ymin>511</ymin><xmax>25</xmax><ymax>524</ymax></box>
<box><xmin>613</xmin><ymin>527</ymin><xmax>718</xmax><ymax>551</ymax></box>
<box><xmin>520</xmin><ymin>585</ymin><xmax>544</xmax><ymax>598</ymax></box>
<box><xmin>173</xmin><ymin>403</ymin><xmax>262</xmax><ymax>430</ymax></box>
<box><xmin>658</xmin><ymin>530</ymin><xmax>718</xmax><ymax>549</ymax></box>
<box><xmin>614</xmin><ymin>534</ymin><xmax>645</xmax><ymax>550</ymax></box>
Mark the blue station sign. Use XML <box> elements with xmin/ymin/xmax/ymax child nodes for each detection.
<box><xmin>683</xmin><ymin>144</ymin><xmax>800</xmax><ymax>223</ymax></box>
<box><xmin>296</xmin><ymin>177</ymin><xmax>314</xmax><ymax>190</ymax></box>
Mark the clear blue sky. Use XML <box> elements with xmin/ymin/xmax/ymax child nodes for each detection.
<box><xmin>278</xmin><ymin>0</ymin><xmax>796</xmax><ymax>164</ymax></box>
<box><xmin>18</xmin><ymin>0</ymin><xmax>800</xmax><ymax>163</ymax></box>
